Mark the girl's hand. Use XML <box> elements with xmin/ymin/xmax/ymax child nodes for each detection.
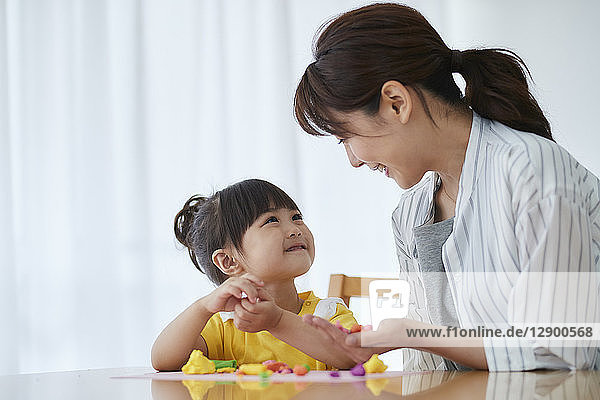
<box><xmin>302</xmin><ymin>315</ymin><xmax>401</xmax><ymax>364</ymax></box>
<box><xmin>233</xmin><ymin>288</ymin><xmax>284</xmax><ymax>333</ymax></box>
<box><xmin>201</xmin><ymin>274</ymin><xmax>264</xmax><ymax>314</ymax></box>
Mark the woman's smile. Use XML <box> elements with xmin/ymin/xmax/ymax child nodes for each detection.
<box><xmin>367</xmin><ymin>163</ymin><xmax>391</xmax><ymax>178</ymax></box>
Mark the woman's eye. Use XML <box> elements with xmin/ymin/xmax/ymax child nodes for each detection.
<box><xmin>292</xmin><ymin>213</ymin><xmax>303</xmax><ymax>221</ymax></box>
<box><xmin>265</xmin><ymin>216</ymin><xmax>279</xmax><ymax>224</ymax></box>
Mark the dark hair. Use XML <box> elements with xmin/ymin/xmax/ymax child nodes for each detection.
<box><xmin>174</xmin><ymin>179</ymin><xmax>300</xmax><ymax>285</ymax></box>
<box><xmin>294</xmin><ymin>2</ymin><xmax>553</xmax><ymax>141</ymax></box>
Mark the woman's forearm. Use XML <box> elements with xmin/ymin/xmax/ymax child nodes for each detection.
<box><xmin>269</xmin><ymin>311</ymin><xmax>359</xmax><ymax>369</ymax></box>
<box><xmin>151</xmin><ymin>297</ymin><xmax>213</xmax><ymax>371</ymax></box>
<box><xmin>412</xmin><ymin>342</ymin><xmax>488</xmax><ymax>370</ymax></box>
<box><xmin>401</xmin><ymin>320</ymin><xmax>488</xmax><ymax>370</ymax></box>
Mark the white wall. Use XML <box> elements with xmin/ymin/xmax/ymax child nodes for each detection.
<box><xmin>445</xmin><ymin>0</ymin><xmax>600</xmax><ymax>176</ymax></box>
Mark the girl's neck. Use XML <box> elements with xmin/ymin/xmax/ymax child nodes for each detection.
<box><xmin>262</xmin><ymin>280</ymin><xmax>304</xmax><ymax>314</ymax></box>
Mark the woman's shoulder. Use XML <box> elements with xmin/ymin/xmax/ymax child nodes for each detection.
<box><xmin>485</xmin><ymin>119</ymin><xmax>600</xmax><ymax>211</ymax></box>
<box><xmin>391</xmin><ymin>172</ymin><xmax>436</xmax><ymax>248</ymax></box>
<box><xmin>392</xmin><ymin>173</ymin><xmax>435</xmax><ymax>225</ymax></box>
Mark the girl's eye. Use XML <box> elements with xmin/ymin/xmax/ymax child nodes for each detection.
<box><xmin>265</xmin><ymin>216</ymin><xmax>279</xmax><ymax>224</ymax></box>
<box><xmin>292</xmin><ymin>213</ymin><xmax>303</xmax><ymax>221</ymax></box>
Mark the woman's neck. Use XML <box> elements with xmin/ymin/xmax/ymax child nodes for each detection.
<box><xmin>431</xmin><ymin>110</ymin><xmax>472</xmax><ymax>202</ymax></box>
<box><xmin>262</xmin><ymin>280</ymin><xmax>304</xmax><ymax>314</ymax></box>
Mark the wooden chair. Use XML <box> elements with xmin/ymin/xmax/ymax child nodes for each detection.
<box><xmin>328</xmin><ymin>273</ymin><xmax>396</xmax><ymax>307</ymax></box>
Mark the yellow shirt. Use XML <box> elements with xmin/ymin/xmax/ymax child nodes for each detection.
<box><xmin>200</xmin><ymin>291</ymin><xmax>356</xmax><ymax>370</ymax></box>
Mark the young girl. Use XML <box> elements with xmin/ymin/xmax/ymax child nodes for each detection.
<box><xmin>151</xmin><ymin>179</ymin><xmax>361</xmax><ymax>371</ymax></box>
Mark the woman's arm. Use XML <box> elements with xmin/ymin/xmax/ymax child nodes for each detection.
<box><xmin>271</xmin><ymin>310</ymin><xmax>380</xmax><ymax>369</ymax></box>
<box><xmin>303</xmin><ymin>316</ymin><xmax>488</xmax><ymax>370</ymax></box>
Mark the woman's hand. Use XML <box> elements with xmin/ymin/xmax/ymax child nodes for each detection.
<box><xmin>200</xmin><ymin>274</ymin><xmax>264</xmax><ymax>314</ymax></box>
<box><xmin>302</xmin><ymin>315</ymin><xmax>402</xmax><ymax>364</ymax></box>
<box><xmin>232</xmin><ymin>289</ymin><xmax>284</xmax><ymax>332</ymax></box>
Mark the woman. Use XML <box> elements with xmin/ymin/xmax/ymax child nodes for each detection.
<box><xmin>295</xmin><ymin>3</ymin><xmax>599</xmax><ymax>371</ymax></box>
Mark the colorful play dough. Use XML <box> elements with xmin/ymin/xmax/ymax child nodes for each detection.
<box><xmin>262</xmin><ymin>360</ymin><xmax>288</xmax><ymax>373</ymax></box>
<box><xmin>293</xmin><ymin>364</ymin><xmax>308</xmax><ymax>375</ymax></box>
<box><xmin>182</xmin><ymin>380</ymin><xmax>216</xmax><ymax>400</ymax></box>
<box><xmin>366</xmin><ymin>378</ymin><xmax>389</xmax><ymax>396</ymax></box>
<box><xmin>215</xmin><ymin>367</ymin><xmax>236</xmax><ymax>373</ymax></box>
<box><xmin>239</xmin><ymin>364</ymin><xmax>269</xmax><ymax>375</ymax></box>
<box><xmin>363</xmin><ymin>354</ymin><xmax>388</xmax><ymax>374</ymax></box>
<box><xmin>350</xmin><ymin>363</ymin><xmax>365</xmax><ymax>376</ymax></box>
<box><xmin>212</xmin><ymin>359</ymin><xmax>237</xmax><ymax>369</ymax></box>
<box><xmin>182</xmin><ymin>350</ymin><xmax>216</xmax><ymax>374</ymax></box>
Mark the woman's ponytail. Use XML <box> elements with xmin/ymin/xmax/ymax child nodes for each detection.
<box><xmin>294</xmin><ymin>3</ymin><xmax>553</xmax><ymax>142</ymax></box>
<box><xmin>457</xmin><ymin>48</ymin><xmax>553</xmax><ymax>141</ymax></box>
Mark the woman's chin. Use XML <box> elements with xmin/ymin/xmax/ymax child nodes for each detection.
<box><xmin>390</xmin><ymin>170</ymin><xmax>426</xmax><ymax>189</ymax></box>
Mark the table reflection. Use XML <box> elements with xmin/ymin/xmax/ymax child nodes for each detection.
<box><xmin>151</xmin><ymin>370</ymin><xmax>600</xmax><ymax>400</ymax></box>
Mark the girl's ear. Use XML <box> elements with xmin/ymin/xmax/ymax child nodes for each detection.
<box><xmin>212</xmin><ymin>249</ymin><xmax>244</xmax><ymax>276</ymax></box>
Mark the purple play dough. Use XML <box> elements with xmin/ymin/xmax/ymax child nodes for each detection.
<box><xmin>350</xmin><ymin>363</ymin><xmax>365</xmax><ymax>376</ymax></box>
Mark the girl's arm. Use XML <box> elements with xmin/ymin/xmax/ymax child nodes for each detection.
<box><xmin>151</xmin><ymin>274</ymin><xmax>264</xmax><ymax>371</ymax></box>
<box><xmin>233</xmin><ymin>297</ymin><xmax>382</xmax><ymax>369</ymax></box>
<box><xmin>151</xmin><ymin>297</ymin><xmax>213</xmax><ymax>371</ymax></box>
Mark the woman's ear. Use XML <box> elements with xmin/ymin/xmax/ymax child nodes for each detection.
<box><xmin>212</xmin><ymin>249</ymin><xmax>244</xmax><ymax>276</ymax></box>
<box><xmin>380</xmin><ymin>80</ymin><xmax>412</xmax><ymax>124</ymax></box>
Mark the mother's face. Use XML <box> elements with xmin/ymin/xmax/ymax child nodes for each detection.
<box><xmin>335</xmin><ymin>109</ymin><xmax>431</xmax><ymax>190</ymax></box>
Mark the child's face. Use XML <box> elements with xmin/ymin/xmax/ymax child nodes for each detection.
<box><xmin>236</xmin><ymin>208</ymin><xmax>315</xmax><ymax>282</ymax></box>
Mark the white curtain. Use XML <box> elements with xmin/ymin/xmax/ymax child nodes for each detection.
<box><xmin>2</xmin><ymin>0</ymin><xmax>598</xmax><ymax>375</ymax></box>
<box><xmin>0</xmin><ymin>0</ymin><xmax>404</xmax><ymax>374</ymax></box>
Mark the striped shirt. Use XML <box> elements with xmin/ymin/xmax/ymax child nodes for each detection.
<box><xmin>392</xmin><ymin>112</ymin><xmax>600</xmax><ymax>371</ymax></box>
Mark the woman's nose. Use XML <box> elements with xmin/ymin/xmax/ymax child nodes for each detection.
<box><xmin>344</xmin><ymin>144</ymin><xmax>364</xmax><ymax>168</ymax></box>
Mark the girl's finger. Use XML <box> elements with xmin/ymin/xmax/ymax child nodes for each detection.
<box><xmin>226</xmin><ymin>281</ymin><xmax>257</xmax><ymax>303</ymax></box>
<box><xmin>233</xmin><ymin>304</ymin><xmax>253</xmax><ymax>324</ymax></box>
<box><xmin>235</xmin><ymin>281</ymin><xmax>259</xmax><ymax>303</ymax></box>
<box><xmin>239</xmin><ymin>298</ymin><xmax>258</xmax><ymax>313</ymax></box>
<box><xmin>224</xmin><ymin>285</ymin><xmax>243</xmax><ymax>299</ymax></box>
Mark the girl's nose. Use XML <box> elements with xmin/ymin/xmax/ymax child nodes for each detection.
<box><xmin>289</xmin><ymin>229</ymin><xmax>302</xmax><ymax>238</ymax></box>
<box><xmin>344</xmin><ymin>143</ymin><xmax>364</xmax><ymax>168</ymax></box>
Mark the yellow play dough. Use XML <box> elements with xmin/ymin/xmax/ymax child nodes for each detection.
<box><xmin>182</xmin><ymin>380</ymin><xmax>216</xmax><ymax>400</ymax></box>
<box><xmin>366</xmin><ymin>378</ymin><xmax>389</xmax><ymax>396</ymax></box>
<box><xmin>182</xmin><ymin>350</ymin><xmax>216</xmax><ymax>374</ymax></box>
<box><xmin>363</xmin><ymin>354</ymin><xmax>388</xmax><ymax>374</ymax></box>
<box><xmin>216</xmin><ymin>367</ymin><xmax>236</xmax><ymax>373</ymax></box>
<box><xmin>238</xmin><ymin>364</ymin><xmax>269</xmax><ymax>375</ymax></box>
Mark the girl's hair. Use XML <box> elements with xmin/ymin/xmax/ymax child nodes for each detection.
<box><xmin>174</xmin><ymin>179</ymin><xmax>300</xmax><ymax>285</ymax></box>
<box><xmin>294</xmin><ymin>2</ymin><xmax>553</xmax><ymax>141</ymax></box>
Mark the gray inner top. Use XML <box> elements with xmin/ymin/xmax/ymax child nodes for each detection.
<box><xmin>413</xmin><ymin>216</ymin><xmax>470</xmax><ymax>371</ymax></box>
